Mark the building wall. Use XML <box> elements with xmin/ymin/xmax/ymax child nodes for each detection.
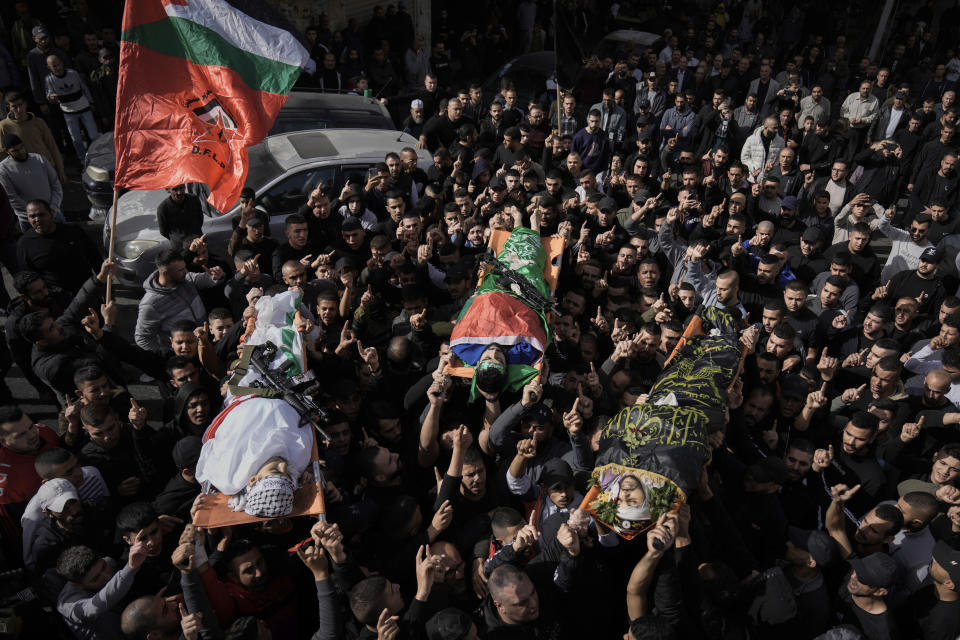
<box><xmin>267</xmin><ymin>0</ymin><xmax>430</xmax><ymax>46</ymax></box>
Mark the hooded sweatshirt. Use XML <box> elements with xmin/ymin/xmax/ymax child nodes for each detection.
<box><xmin>135</xmin><ymin>270</ymin><xmax>215</xmax><ymax>352</ymax></box>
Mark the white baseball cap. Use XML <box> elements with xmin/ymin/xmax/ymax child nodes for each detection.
<box><xmin>37</xmin><ymin>478</ymin><xmax>79</xmax><ymax>513</ymax></box>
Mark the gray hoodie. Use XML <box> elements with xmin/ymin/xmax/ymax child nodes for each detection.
<box><xmin>135</xmin><ymin>270</ymin><xmax>215</xmax><ymax>352</ymax></box>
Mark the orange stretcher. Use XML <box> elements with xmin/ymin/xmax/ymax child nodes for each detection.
<box><xmin>194</xmin><ymin>309</ymin><xmax>328</xmax><ymax>529</ymax></box>
<box><xmin>192</xmin><ymin>433</ymin><xmax>326</xmax><ymax>528</ymax></box>
<box><xmin>445</xmin><ymin>229</ymin><xmax>565</xmax><ymax>380</ymax></box>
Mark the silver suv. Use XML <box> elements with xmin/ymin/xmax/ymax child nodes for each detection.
<box><xmin>106</xmin><ymin>129</ymin><xmax>429</xmax><ymax>285</ymax></box>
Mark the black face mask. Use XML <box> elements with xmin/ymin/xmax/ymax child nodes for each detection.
<box><xmin>475</xmin><ymin>367</ymin><xmax>506</xmax><ymax>394</ymax></box>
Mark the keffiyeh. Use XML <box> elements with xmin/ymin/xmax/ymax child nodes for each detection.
<box><xmin>234</xmin><ymin>476</ymin><xmax>295</xmax><ymax>518</ymax></box>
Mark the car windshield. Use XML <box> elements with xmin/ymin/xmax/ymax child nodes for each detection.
<box><xmin>244</xmin><ymin>143</ymin><xmax>285</xmax><ymax>191</ymax></box>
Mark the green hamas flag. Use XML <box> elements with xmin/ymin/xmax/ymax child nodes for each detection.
<box><xmin>451</xmin><ymin>228</ymin><xmax>553</xmax><ymax>396</ymax></box>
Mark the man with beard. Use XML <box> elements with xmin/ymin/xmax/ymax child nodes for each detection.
<box><xmin>403</xmin><ymin>99</ymin><xmax>426</xmax><ymax>139</ymax></box>
<box><xmin>0</xmin><ymin>133</ymin><xmax>61</xmax><ymax>231</ymax></box>
<box><xmin>17</xmin><ymin>198</ymin><xmax>100</xmax><ymax>296</ymax></box>
<box><xmin>879</xmin><ymin>246</ymin><xmax>946</xmax><ymax>315</ymax></box>
<box><xmin>7</xmin><ymin>270</ymin><xmax>72</xmax><ymax>397</ymax></box>
<box><xmin>0</xmin><ymin>405</ymin><xmax>60</xmax><ymax>560</ymax></box>
<box><xmin>771</xmin><ymin>196</ymin><xmax>806</xmax><ymax>246</ymax></box>
<box><xmin>30</xmin><ymin>478</ymin><xmax>112</xmax><ymax>574</ymax></box>
<box><xmin>814</xmin><ymin>412</ymin><xmax>888</xmax><ymax>517</ymax></box>
<box><xmin>729</xmin><ymin>386</ymin><xmax>776</xmax><ymax>460</ymax></box>
<box><xmin>787</xmin><ymin>226</ymin><xmax>829</xmax><ymax>283</ymax></box>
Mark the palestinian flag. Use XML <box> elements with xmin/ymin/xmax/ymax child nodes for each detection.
<box><xmin>114</xmin><ymin>0</ymin><xmax>310</xmax><ymax>211</ymax></box>
<box><xmin>450</xmin><ymin>227</ymin><xmax>552</xmax><ymax>394</ymax></box>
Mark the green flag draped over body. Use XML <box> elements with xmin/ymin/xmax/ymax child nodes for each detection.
<box><xmin>450</xmin><ymin>227</ymin><xmax>552</xmax><ymax>394</ymax></box>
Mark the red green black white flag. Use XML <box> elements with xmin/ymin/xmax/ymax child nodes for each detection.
<box><xmin>114</xmin><ymin>0</ymin><xmax>310</xmax><ymax>211</ymax></box>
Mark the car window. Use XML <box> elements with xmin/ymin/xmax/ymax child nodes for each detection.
<box><xmin>258</xmin><ymin>166</ymin><xmax>338</xmax><ymax>216</ymax></box>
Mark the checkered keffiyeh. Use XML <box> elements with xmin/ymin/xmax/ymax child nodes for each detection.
<box><xmin>243</xmin><ymin>476</ymin><xmax>295</xmax><ymax>518</ymax></box>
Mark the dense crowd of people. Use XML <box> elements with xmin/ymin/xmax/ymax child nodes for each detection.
<box><xmin>5</xmin><ymin>0</ymin><xmax>960</xmax><ymax>639</ymax></box>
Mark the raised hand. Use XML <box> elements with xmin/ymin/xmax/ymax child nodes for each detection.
<box><xmin>335</xmin><ymin>322</ymin><xmax>357</xmax><ymax>355</ymax></box>
<box><xmin>516</xmin><ymin>437</ymin><xmax>538</xmax><ymax>459</ymax></box>
<box><xmin>512</xmin><ymin>509</ymin><xmax>540</xmax><ymax>553</ymax></box>
<box><xmin>239</xmin><ymin>254</ymin><xmax>261</xmax><ymax>279</ymax></box>
<box><xmin>81</xmin><ymin>307</ymin><xmax>102</xmax><ymax>340</ymax></box>
<box><xmin>937</xmin><ymin>485</ymin><xmax>960</xmax><ymax>505</ymax></box>
<box><xmin>358</xmin><ymin>341</ymin><xmax>380</xmax><ymax>371</ymax></box>
<box><xmin>178</xmin><ymin>603</ymin><xmax>204</xmax><ymax>640</ymax></box>
<box><xmin>900</xmin><ymin>416</ymin><xmax>925</xmax><ymax>443</ymax></box>
<box><xmin>521</xmin><ymin>377</ymin><xmax>542</xmax><ymax>407</ymax></box>
<box><xmin>128</xmin><ymin>398</ymin><xmax>147</xmax><ymax>430</ymax></box>
<box><xmin>556</xmin><ymin>523</ymin><xmax>581</xmax><ymax>556</ymax></box>
<box><xmin>409</xmin><ymin>309</ymin><xmax>428</xmax><ymax>332</ymax></box>
<box><xmin>761</xmin><ymin>419</ymin><xmax>779</xmax><ymax>449</ymax></box>
<box><xmin>376</xmin><ymin>608</ymin><xmax>400</xmax><ymax>640</ymax></box>
<box><xmin>360</xmin><ymin>285</ymin><xmax>376</xmax><ymax>310</ymax></box>
<box><xmin>841</xmin><ymin>383</ymin><xmax>867</xmax><ymax>405</ymax></box>
<box><xmin>812</xmin><ymin>445</ymin><xmax>834</xmax><ymax>472</ymax></box>
<box><xmin>128</xmin><ymin>528</ymin><xmax>150</xmax><ymax>569</ymax></box>
<box><xmin>296</xmin><ymin>539</ymin><xmax>330</xmax><ymax>579</ymax></box>
<box><xmin>430</xmin><ymin>499</ymin><xmax>454</xmax><ymax>535</ymax></box>
<box><xmin>830</xmin><ymin>483</ymin><xmax>861</xmax><ymax>504</ymax></box>
<box><xmin>818</xmin><ymin>351</ymin><xmax>838</xmax><ymax>381</ymax></box>
<box><xmin>311</xmin><ymin>251</ymin><xmax>337</xmax><ymax>269</ymax></box>
<box><xmin>591</xmin><ymin>305</ymin><xmax>609</xmax><ymax>333</ymax></box>
<box><xmin>806</xmin><ymin>383</ymin><xmax>829</xmax><ymax>411</ymax></box>
<box><xmin>97</xmin><ymin>258</ymin><xmax>117</xmax><ymax>283</ymax></box>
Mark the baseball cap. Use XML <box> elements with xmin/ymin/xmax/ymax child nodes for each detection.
<box><xmin>780</xmin><ymin>195</ymin><xmax>798</xmax><ymax>210</ymax></box>
<box><xmin>489</xmin><ymin>176</ymin><xmax>507</xmax><ymax>191</ymax></box>
<box><xmin>788</xmin><ymin>526</ymin><xmax>837</xmax><ymax>567</ymax></box>
<box><xmin>425</xmin><ymin>608</ymin><xmax>473</xmax><ymax>640</ymax></box>
<box><xmin>239</xmin><ymin>187</ymin><xmax>256</xmax><ymax>200</ymax></box>
<box><xmin>633</xmin><ymin>188</ymin><xmax>653</xmax><ymax>204</ymax></box>
<box><xmin>896</xmin><ymin>478</ymin><xmax>938</xmax><ymax>497</ymax></box>
<box><xmin>747</xmin><ymin>457</ymin><xmax>790</xmax><ymax>485</ymax></box>
<box><xmin>637</xmin><ymin>128</ymin><xmax>653</xmax><ymax>141</ymax></box>
<box><xmin>598</xmin><ymin>196</ymin><xmax>617</xmax><ymax>213</ymax></box>
<box><xmin>522</xmin><ymin>402</ymin><xmax>552</xmax><ymax>425</ymax></box>
<box><xmin>247</xmin><ymin>211</ymin><xmax>268</xmax><ymax>227</ymax></box>
<box><xmin>411</xmin><ymin>98</ymin><xmax>424</xmax><ymax>109</ymax></box>
<box><xmin>37</xmin><ymin>478</ymin><xmax>79</xmax><ymax>513</ymax></box>
<box><xmin>933</xmin><ymin>540</ymin><xmax>960</xmax><ymax>585</ymax></box>
<box><xmin>920</xmin><ymin>247</ymin><xmax>943</xmax><ymax>263</ymax></box>
<box><xmin>538</xmin><ymin>458</ymin><xmax>574</xmax><ymax>489</ymax></box>
<box><xmin>895</xmin><ymin>90</ymin><xmax>908</xmax><ymax>99</ymax></box>
<box><xmin>637</xmin><ymin>99</ymin><xmax>651</xmax><ymax>109</ymax></box>
<box><xmin>801</xmin><ymin>227</ymin><xmax>823</xmax><ymax>244</ymax></box>
<box><xmin>334</xmin><ymin>255</ymin><xmax>359</xmax><ymax>274</ymax></box>
<box><xmin>32</xmin><ymin>26</ymin><xmax>49</xmax><ymax>38</ymax></box>
<box><xmin>850</xmin><ymin>552</ymin><xmax>897</xmax><ymax>588</ymax></box>
<box><xmin>779</xmin><ymin>374</ymin><xmax>809</xmax><ymax>400</ymax></box>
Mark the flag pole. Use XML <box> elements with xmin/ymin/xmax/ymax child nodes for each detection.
<box><xmin>106</xmin><ymin>188</ymin><xmax>119</xmax><ymax>301</ymax></box>
<box><xmin>554</xmin><ymin>0</ymin><xmax>561</xmax><ymax>133</ymax></box>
